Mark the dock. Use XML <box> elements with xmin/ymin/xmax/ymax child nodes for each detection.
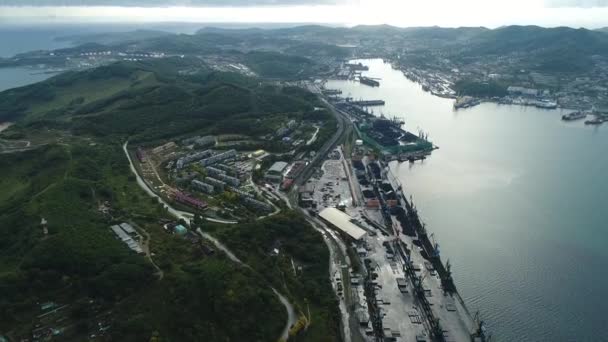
<box><xmin>307</xmin><ymin>143</ymin><xmax>488</xmax><ymax>341</ymax></box>
<box><xmin>349</xmin><ymin>99</ymin><xmax>386</xmax><ymax>106</ymax></box>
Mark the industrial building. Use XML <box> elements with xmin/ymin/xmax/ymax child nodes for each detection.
<box><xmin>265</xmin><ymin>161</ymin><xmax>288</xmax><ymax>183</ymax></box>
<box><xmin>318</xmin><ymin>208</ymin><xmax>367</xmax><ymax>241</ymax></box>
<box><xmin>119</xmin><ymin>222</ymin><xmax>137</xmax><ymax>236</ymax></box>
<box><xmin>110</xmin><ymin>224</ymin><xmax>143</xmax><ymax>254</ymax></box>
<box><xmin>298</xmin><ymin>183</ymin><xmax>316</xmax><ymax>207</ymax></box>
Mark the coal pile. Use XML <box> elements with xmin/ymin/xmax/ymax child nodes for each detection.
<box><xmin>400</xmin><ymin>131</ymin><xmax>419</xmax><ymax>143</ymax></box>
<box><xmin>362</xmin><ymin>189</ymin><xmax>376</xmax><ymax>199</ymax></box>
<box><xmin>379</xmin><ymin>182</ymin><xmax>392</xmax><ymax>192</ymax></box>
<box><xmin>352</xmin><ymin>160</ymin><xmax>365</xmax><ymax>170</ymax></box>
<box><xmin>383</xmin><ymin>190</ymin><xmax>397</xmax><ymax>200</ymax></box>
<box><xmin>368</xmin><ymin>163</ymin><xmax>381</xmax><ymax>179</ymax></box>
<box><xmin>358</xmin><ymin>177</ymin><xmax>370</xmax><ymax>186</ymax></box>
<box><xmin>391</xmin><ymin>206</ymin><xmax>416</xmax><ymax>236</ymax></box>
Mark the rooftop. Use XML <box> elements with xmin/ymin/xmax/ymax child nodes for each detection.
<box><xmin>318</xmin><ymin>208</ymin><xmax>367</xmax><ymax>241</ymax></box>
<box><xmin>267</xmin><ymin>161</ymin><xmax>288</xmax><ymax>174</ymax></box>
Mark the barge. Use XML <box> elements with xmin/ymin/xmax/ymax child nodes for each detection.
<box><xmin>562</xmin><ymin>111</ymin><xmax>587</xmax><ymax>121</ymax></box>
<box><xmin>360</xmin><ymin>76</ymin><xmax>380</xmax><ymax>87</ymax></box>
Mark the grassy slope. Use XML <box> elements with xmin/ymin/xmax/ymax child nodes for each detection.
<box><xmin>206</xmin><ymin>212</ymin><xmax>341</xmax><ymax>342</ymax></box>
<box><xmin>0</xmin><ymin>141</ymin><xmax>286</xmax><ymax>341</ymax></box>
<box><xmin>0</xmin><ymin>58</ymin><xmax>329</xmax><ymax>144</ymax></box>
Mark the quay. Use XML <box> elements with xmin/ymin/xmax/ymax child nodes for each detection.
<box><xmin>296</xmin><ymin>81</ymin><xmax>489</xmax><ymax>341</ymax></box>
<box><xmin>302</xmin><ymin>143</ymin><xmax>488</xmax><ymax>341</ymax></box>
<box><xmin>349</xmin><ymin>99</ymin><xmax>386</xmax><ymax>107</ymax></box>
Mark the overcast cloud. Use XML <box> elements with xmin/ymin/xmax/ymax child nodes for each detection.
<box><xmin>1</xmin><ymin>0</ymin><xmax>607</xmax><ymax>28</ymax></box>
<box><xmin>545</xmin><ymin>0</ymin><xmax>608</xmax><ymax>7</ymax></box>
<box><xmin>0</xmin><ymin>0</ymin><xmax>346</xmax><ymax>6</ymax></box>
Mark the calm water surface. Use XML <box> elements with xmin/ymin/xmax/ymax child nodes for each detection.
<box><xmin>327</xmin><ymin>59</ymin><xmax>608</xmax><ymax>341</ymax></box>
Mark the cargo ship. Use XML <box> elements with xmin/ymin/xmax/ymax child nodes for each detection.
<box><xmin>562</xmin><ymin>111</ymin><xmax>587</xmax><ymax>121</ymax></box>
<box><xmin>359</xmin><ymin>76</ymin><xmax>380</xmax><ymax>87</ymax></box>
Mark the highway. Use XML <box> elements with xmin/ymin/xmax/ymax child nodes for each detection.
<box><xmin>293</xmin><ymin>89</ymin><xmax>348</xmax><ymax>187</ymax></box>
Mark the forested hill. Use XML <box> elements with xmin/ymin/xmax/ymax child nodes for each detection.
<box><xmin>66</xmin><ymin>24</ymin><xmax>608</xmax><ymax>73</ymax></box>
<box><xmin>0</xmin><ymin>57</ymin><xmax>339</xmax><ymax>340</ymax></box>
<box><xmin>0</xmin><ymin>57</ymin><xmax>328</xmax><ymax>142</ymax></box>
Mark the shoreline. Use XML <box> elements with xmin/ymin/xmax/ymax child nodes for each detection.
<box><xmin>362</xmin><ymin>57</ymin><xmax>593</xmax><ymax>112</ymax></box>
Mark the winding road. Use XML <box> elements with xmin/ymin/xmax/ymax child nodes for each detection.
<box><xmin>123</xmin><ymin>141</ymin><xmax>296</xmax><ymax>341</ymax></box>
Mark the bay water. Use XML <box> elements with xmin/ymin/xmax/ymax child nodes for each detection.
<box><xmin>327</xmin><ymin>59</ymin><xmax>608</xmax><ymax>341</ymax></box>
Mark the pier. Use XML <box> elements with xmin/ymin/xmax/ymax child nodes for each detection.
<box><xmin>322</xmin><ymin>89</ymin><xmax>343</xmax><ymax>96</ymax></box>
<box><xmin>349</xmin><ymin>99</ymin><xmax>386</xmax><ymax>106</ymax></box>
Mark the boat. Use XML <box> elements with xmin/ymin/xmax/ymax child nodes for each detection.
<box><xmin>562</xmin><ymin>111</ymin><xmax>587</xmax><ymax>121</ymax></box>
<box><xmin>534</xmin><ymin>100</ymin><xmax>558</xmax><ymax>109</ymax></box>
<box><xmin>585</xmin><ymin>117</ymin><xmax>605</xmax><ymax>125</ymax></box>
<box><xmin>360</xmin><ymin>76</ymin><xmax>380</xmax><ymax>87</ymax></box>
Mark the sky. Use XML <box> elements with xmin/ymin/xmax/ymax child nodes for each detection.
<box><xmin>1</xmin><ymin>0</ymin><xmax>608</xmax><ymax>28</ymax></box>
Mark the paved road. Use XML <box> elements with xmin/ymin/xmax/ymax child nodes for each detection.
<box><xmin>294</xmin><ymin>96</ymin><xmax>347</xmax><ymax>187</ymax></box>
<box><xmin>123</xmin><ymin>141</ymin><xmax>296</xmax><ymax>341</ymax></box>
<box><xmin>123</xmin><ymin>141</ymin><xmax>237</xmax><ymax>224</ymax></box>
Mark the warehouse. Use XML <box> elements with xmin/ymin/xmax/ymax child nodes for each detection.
<box><xmin>265</xmin><ymin>161</ymin><xmax>288</xmax><ymax>183</ymax></box>
<box><xmin>318</xmin><ymin>208</ymin><xmax>367</xmax><ymax>241</ymax></box>
<box><xmin>110</xmin><ymin>225</ymin><xmax>143</xmax><ymax>254</ymax></box>
<box><xmin>119</xmin><ymin>222</ymin><xmax>137</xmax><ymax>235</ymax></box>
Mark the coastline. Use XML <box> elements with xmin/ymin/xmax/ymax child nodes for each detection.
<box><xmin>328</xmin><ymin>58</ymin><xmax>608</xmax><ymax>341</ymax></box>
<box><xmin>381</xmin><ymin>58</ymin><xmax>593</xmax><ymax>112</ymax></box>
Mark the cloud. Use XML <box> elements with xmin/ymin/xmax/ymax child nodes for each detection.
<box><xmin>0</xmin><ymin>0</ymin><xmax>343</xmax><ymax>6</ymax></box>
<box><xmin>545</xmin><ymin>0</ymin><xmax>608</xmax><ymax>7</ymax></box>
<box><xmin>0</xmin><ymin>0</ymin><xmax>345</xmax><ymax>6</ymax></box>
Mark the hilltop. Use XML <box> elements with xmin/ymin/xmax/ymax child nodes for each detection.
<box><xmin>0</xmin><ymin>57</ymin><xmax>330</xmax><ymax>142</ymax></box>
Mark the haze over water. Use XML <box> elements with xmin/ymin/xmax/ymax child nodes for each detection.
<box><xmin>327</xmin><ymin>59</ymin><xmax>608</xmax><ymax>341</ymax></box>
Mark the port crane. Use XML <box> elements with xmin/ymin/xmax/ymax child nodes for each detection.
<box><xmin>473</xmin><ymin>311</ymin><xmax>491</xmax><ymax>342</ymax></box>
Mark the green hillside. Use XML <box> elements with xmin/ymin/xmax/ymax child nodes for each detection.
<box><xmin>0</xmin><ymin>57</ymin><xmax>331</xmax><ymax>142</ymax></box>
<box><xmin>0</xmin><ymin>56</ymin><xmax>340</xmax><ymax>340</ymax></box>
<box><xmin>0</xmin><ymin>141</ymin><xmax>288</xmax><ymax>341</ymax></box>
